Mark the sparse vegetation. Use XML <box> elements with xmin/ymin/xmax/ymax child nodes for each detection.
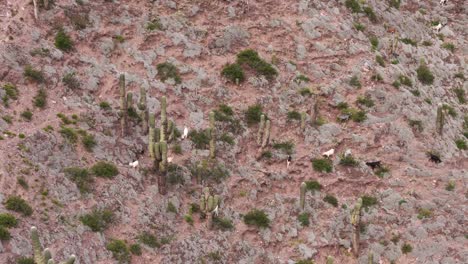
<box><xmin>2</xmin><ymin>83</ymin><xmax>19</xmax><ymax>106</ymax></box>
<box><xmin>369</xmin><ymin>36</ymin><xmax>379</xmax><ymax>51</ymax></box>
<box><xmin>388</xmin><ymin>0</ymin><xmax>401</xmax><ymax>9</ymax></box>
<box><xmin>349</xmin><ymin>75</ymin><xmax>361</xmax><ymax>88</ymax></box>
<box><xmin>129</xmin><ymin>244</ymin><xmax>142</xmax><ymax>256</ymax></box>
<box><xmin>24</xmin><ymin>65</ymin><xmax>45</xmax><ymax>83</ymax></box>
<box><xmin>0</xmin><ymin>226</ymin><xmax>11</xmax><ymax>241</ymax></box>
<box><xmin>189</xmin><ymin>129</ymin><xmax>210</xmax><ymax>149</ymax></box>
<box><xmin>139</xmin><ymin>232</ymin><xmax>160</xmax><ymax>248</ymax></box>
<box><xmin>416</xmin><ymin>62</ymin><xmax>434</xmax><ymax>85</ymax></box>
<box><xmin>455</xmin><ymin>139</ymin><xmax>466</xmax><ymax>150</ymax></box>
<box><xmin>62</xmin><ymin>72</ymin><xmax>80</xmax><ymax>90</ymax></box>
<box><xmin>212</xmin><ymin>216</ymin><xmax>234</xmax><ymax>230</ymax></box>
<box><xmin>146</xmin><ymin>18</ymin><xmax>163</xmax><ymax>31</ymax></box>
<box><xmin>20</xmin><ymin>110</ymin><xmax>33</xmax><ymax>121</ymax></box>
<box><xmin>157</xmin><ymin>62</ymin><xmax>181</xmax><ymax>84</ymax></box>
<box><xmin>80</xmin><ymin>208</ymin><xmax>114</xmax><ymax>232</ymax></box>
<box><xmin>442</xmin><ymin>43</ymin><xmax>455</xmax><ymax>53</ymax></box>
<box><xmin>0</xmin><ymin>213</ymin><xmax>18</xmax><ymax>228</ymax></box>
<box><xmin>106</xmin><ymin>239</ymin><xmax>130</xmax><ymax>263</ymax></box>
<box><xmin>60</xmin><ymin>126</ymin><xmax>78</xmax><ymax>144</ymax></box>
<box><xmin>345</xmin><ymin>0</ymin><xmax>361</xmax><ymax>13</ymax></box>
<box><xmin>400</xmin><ymin>38</ymin><xmax>417</xmax><ymax>46</ymax></box>
<box><xmin>33</xmin><ymin>89</ymin><xmax>47</xmax><ymax>108</ymax></box>
<box><xmin>243</xmin><ymin>209</ymin><xmax>270</xmax><ymax>228</ymax></box>
<box><xmin>272</xmin><ymin>141</ymin><xmax>294</xmax><ymax>154</ymax></box>
<box><xmin>16</xmin><ymin>257</ymin><xmax>35</xmax><ymax>264</ymax></box>
<box><xmin>402</xmin><ymin>243</ymin><xmax>412</xmax><ymax>254</ymax></box>
<box><xmin>375</xmin><ymin>55</ymin><xmax>385</xmax><ymax>67</ymax></box>
<box><xmin>305</xmin><ymin>180</ymin><xmax>322</xmax><ymax>192</ymax></box>
<box><xmin>55</xmin><ymin>28</ymin><xmax>73</xmax><ymax>52</ymax></box>
<box><xmin>445</xmin><ymin>180</ymin><xmax>455</xmax><ymax>191</ymax></box>
<box><xmin>339</xmin><ymin>154</ymin><xmax>359</xmax><ymax>167</ymax></box>
<box><xmin>354</xmin><ymin>23</ymin><xmax>365</xmax><ymax>31</ymax></box>
<box><xmin>244</xmin><ymin>104</ymin><xmax>264</xmax><ymax>125</ymax></box>
<box><xmin>91</xmin><ymin>161</ymin><xmax>119</xmax><ymax>178</ymax></box>
<box><xmin>356</xmin><ymin>95</ymin><xmax>374</xmax><ymax>107</ymax></box>
<box><xmin>323</xmin><ymin>194</ymin><xmax>338</xmax><ymax>207</ymax></box>
<box><xmin>453</xmin><ymin>88</ymin><xmax>466</xmax><ymax>104</ymax></box>
<box><xmin>312</xmin><ymin>158</ymin><xmax>333</xmax><ymax>173</ymax></box>
<box><xmin>5</xmin><ymin>196</ymin><xmax>33</xmax><ymax>216</ymax></box>
<box><xmin>82</xmin><ymin>133</ymin><xmax>97</xmax><ymax>152</ymax></box>
<box><xmin>221</xmin><ymin>63</ymin><xmax>245</xmax><ymax>83</ymax></box>
<box><xmin>298</xmin><ymin>212</ymin><xmax>310</xmax><ymax>226</ymax></box>
<box><xmin>363</xmin><ymin>6</ymin><xmax>377</xmax><ymax>23</ymax></box>
<box><xmin>361</xmin><ymin>195</ymin><xmax>378</xmax><ymax>211</ymax></box>
<box><xmin>236</xmin><ymin>49</ymin><xmax>277</xmax><ymax>80</ymax></box>
<box><xmin>299</xmin><ymin>88</ymin><xmax>312</xmax><ymax>96</ymax></box>
<box><xmin>287</xmin><ymin>111</ymin><xmax>302</xmax><ymax>121</ymax></box>
<box><xmin>417</xmin><ymin>208</ymin><xmax>432</xmax><ymax>219</ymax></box>
<box><xmin>99</xmin><ymin>101</ymin><xmax>111</xmax><ymax>110</ymax></box>
<box><xmin>184</xmin><ymin>214</ymin><xmax>194</xmax><ymax>225</ymax></box>
<box><xmin>64</xmin><ymin>167</ymin><xmax>92</xmax><ymax>193</ymax></box>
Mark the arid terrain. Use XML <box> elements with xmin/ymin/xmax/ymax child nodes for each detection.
<box><xmin>0</xmin><ymin>0</ymin><xmax>466</xmax><ymax>263</ymax></box>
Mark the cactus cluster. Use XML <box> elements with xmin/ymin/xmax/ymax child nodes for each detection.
<box><xmin>200</xmin><ymin>187</ymin><xmax>220</xmax><ymax>229</ymax></box>
<box><xmin>119</xmin><ymin>74</ymin><xmax>128</xmax><ymax>137</ymax></box>
<box><xmin>138</xmin><ymin>86</ymin><xmax>149</xmax><ymax>135</ymax></box>
<box><xmin>31</xmin><ymin>226</ymin><xmax>76</xmax><ymax>264</ymax></box>
<box><xmin>351</xmin><ymin>198</ymin><xmax>363</xmax><ymax>256</ymax></box>
<box><xmin>257</xmin><ymin>114</ymin><xmax>270</xmax><ymax>148</ymax></box>
<box><xmin>209</xmin><ymin>111</ymin><xmax>216</xmax><ymax>159</ymax></box>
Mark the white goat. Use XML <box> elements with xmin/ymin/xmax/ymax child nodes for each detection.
<box><xmin>344</xmin><ymin>149</ymin><xmax>352</xmax><ymax>157</ymax></box>
<box><xmin>322</xmin><ymin>148</ymin><xmax>335</xmax><ymax>158</ymax></box>
<box><xmin>433</xmin><ymin>23</ymin><xmax>443</xmax><ymax>32</ymax></box>
<box><xmin>168</xmin><ymin>156</ymin><xmax>173</xmax><ymax>163</ymax></box>
<box><xmin>129</xmin><ymin>160</ymin><xmax>138</xmax><ymax>168</ymax></box>
<box><xmin>212</xmin><ymin>205</ymin><xmax>219</xmax><ymax>217</ymax></box>
<box><xmin>440</xmin><ymin>0</ymin><xmax>447</xmax><ymax>5</ymax></box>
<box><xmin>181</xmin><ymin>126</ymin><xmax>189</xmax><ymax>139</ymax></box>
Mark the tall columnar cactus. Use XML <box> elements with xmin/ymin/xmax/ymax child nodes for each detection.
<box><xmin>326</xmin><ymin>256</ymin><xmax>334</xmax><ymax>264</ymax></box>
<box><xmin>31</xmin><ymin>226</ymin><xmax>76</xmax><ymax>264</ymax></box>
<box><xmin>138</xmin><ymin>87</ymin><xmax>149</xmax><ymax>135</ymax></box>
<box><xmin>126</xmin><ymin>92</ymin><xmax>133</xmax><ymax>109</ymax></box>
<box><xmin>196</xmin><ymin>164</ymin><xmax>203</xmax><ymax>184</ymax></box>
<box><xmin>168</xmin><ymin>120</ymin><xmax>175</xmax><ymax>142</ymax></box>
<box><xmin>368</xmin><ymin>251</ymin><xmax>374</xmax><ymax>264</ymax></box>
<box><xmin>160</xmin><ymin>96</ymin><xmax>167</xmax><ymax>142</ymax></box>
<box><xmin>311</xmin><ymin>96</ymin><xmax>319</xmax><ymax>126</ymax></box>
<box><xmin>300</xmin><ymin>112</ymin><xmax>307</xmax><ymax>131</ymax></box>
<box><xmin>261</xmin><ymin>119</ymin><xmax>270</xmax><ymax>148</ymax></box>
<box><xmin>200</xmin><ymin>187</ymin><xmax>220</xmax><ymax>229</ymax></box>
<box><xmin>149</xmin><ymin>113</ymin><xmax>155</xmax><ymax>159</ymax></box>
<box><xmin>119</xmin><ymin>74</ymin><xmax>128</xmax><ymax>137</ymax></box>
<box><xmin>257</xmin><ymin>114</ymin><xmax>265</xmax><ymax>145</ymax></box>
<box><xmin>351</xmin><ymin>198</ymin><xmax>363</xmax><ymax>256</ymax></box>
<box><xmin>158</xmin><ymin>141</ymin><xmax>168</xmax><ymax>194</ymax></box>
<box><xmin>436</xmin><ymin>106</ymin><xmax>444</xmax><ymax>135</ymax></box>
<box><xmin>209</xmin><ymin>111</ymin><xmax>216</xmax><ymax>159</ymax></box>
<box><xmin>300</xmin><ymin>182</ymin><xmax>306</xmax><ymax>210</ymax></box>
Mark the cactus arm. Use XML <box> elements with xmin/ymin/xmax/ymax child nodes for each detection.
<box><xmin>160</xmin><ymin>96</ymin><xmax>167</xmax><ymax>142</ymax></box>
<box><xmin>300</xmin><ymin>182</ymin><xmax>306</xmax><ymax>210</ymax></box>
<box><xmin>300</xmin><ymin>112</ymin><xmax>307</xmax><ymax>131</ymax></box>
<box><xmin>44</xmin><ymin>248</ymin><xmax>52</xmax><ymax>262</ymax></box>
<box><xmin>60</xmin><ymin>255</ymin><xmax>76</xmax><ymax>264</ymax></box>
<box><xmin>31</xmin><ymin>226</ymin><xmax>46</xmax><ymax>264</ymax></box>
<box><xmin>119</xmin><ymin>74</ymin><xmax>127</xmax><ymax>136</ymax></box>
<box><xmin>326</xmin><ymin>256</ymin><xmax>334</xmax><ymax>264</ymax></box>
<box><xmin>209</xmin><ymin>111</ymin><xmax>216</xmax><ymax>159</ymax></box>
<box><xmin>261</xmin><ymin>119</ymin><xmax>270</xmax><ymax>148</ymax></box>
<box><xmin>257</xmin><ymin>114</ymin><xmax>265</xmax><ymax>145</ymax></box>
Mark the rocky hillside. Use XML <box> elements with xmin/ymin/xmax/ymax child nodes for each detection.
<box><xmin>0</xmin><ymin>0</ymin><xmax>466</xmax><ymax>263</ymax></box>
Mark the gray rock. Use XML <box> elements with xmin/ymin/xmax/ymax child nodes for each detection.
<box><xmin>214</xmin><ymin>26</ymin><xmax>250</xmax><ymax>52</ymax></box>
<box><xmin>298</xmin><ymin>244</ymin><xmax>316</xmax><ymax>259</ymax></box>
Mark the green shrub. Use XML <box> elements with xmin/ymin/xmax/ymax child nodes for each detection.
<box><xmin>16</xmin><ymin>257</ymin><xmax>35</xmax><ymax>264</ymax></box>
<box><xmin>455</xmin><ymin>139</ymin><xmax>466</xmax><ymax>150</ymax></box>
<box><xmin>354</xmin><ymin>23</ymin><xmax>365</xmax><ymax>31</ymax></box>
<box><xmin>55</xmin><ymin>28</ymin><xmax>73</xmax><ymax>52</ymax></box>
<box><xmin>106</xmin><ymin>239</ymin><xmax>130</xmax><ymax>263</ymax></box>
<box><xmin>184</xmin><ymin>214</ymin><xmax>194</xmax><ymax>225</ymax></box>
<box><xmin>190</xmin><ymin>161</ymin><xmax>230</xmax><ymax>183</ymax></box>
<box><xmin>24</xmin><ymin>66</ymin><xmax>44</xmax><ymax>83</ymax></box>
<box><xmin>113</xmin><ymin>35</ymin><xmax>125</xmax><ymax>43</ymax></box>
<box><xmin>212</xmin><ymin>216</ymin><xmax>234</xmax><ymax>230</ymax></box>
<box><xmin>260</xmin><ymin>150</ymin><xmax>272</xmax><ymax>159</ymax></box>
<box><xmin>172</xmin><ymin>143</ymin><xmax>182</xmax><ymax>154</ymax></box>
<box><xmin>244</xmin><ymin>104</ymin><xmax>264</xmax><ymax>125</ymax></box>
<box><xmin>375</xmin><ymin>55</ymin><xmax>385</xmax><ymax>67</ymax></box>
<box><xmin>402</xmin><ymin>243</ymin><xmax>412</xmax><ymax>254</ymax></box>
<box><xmin>0</xmin><ymin>226</ymin><xmax>11</xmax><ymax>241</ymax></box>
<box><xmin>445</xmin><ymin>180</ymin><xmax>455</xmax><ymax>191</ymax></box>
<box><xmin>2</xmin><ymin>83</ymin><xmax>19</xmax><ymax>106</ymax></box>
<box><xmin>454</xmin><ymin>88</ymin><xmax>466</xmax><ymax>104</ymax></box>
<box><xmin>272</xmin><ymin>141</ymin><xmax>294</xmax><ymax>154</ymax></box>
<box><xmin>236</xmin><ymin>49</ymin><xmax>277</xmax><ymax>80</ymax></box>
<box><xmin>33</xmin><ymin>89</ymin><xmax>47</xmax><ymax>108</ymax></box>
<box><xmin>82</xmin><ymin>133</ymin><xmax>96</xmax><ymax>152</ymax></box>
<box><xmin>351</xmin><ymin>110</ymin><xmax>367</xmax><ymax>122</ymax></box>
<box><xmin>442</xmin><ymin>43</ymin><xmax>455</xmax><ymax>52</ymax></box>
<box><xmin>189</xmin><ymin>129</ymin><xmax>210</xmax><ymax>149</ymax></box>
<box><xmin>299</xmin><ymin>88</ymin><xmax>312</xmax><ymax>96</ymax></box>
<box><xmin>408</xmin><ymin>119</ymin><xmax>423</xmax><ymax>132</ymax></box>
<box><xmin>62</xmin><ymin>72</ymin><xmax>80</xmax><ymax>90</ymax></box>
<box><xmin>356</xmin><ymin>96</ymin><xmax>374</xmax><ymax>107</ymax></box>
<box><xmin>442</xmin><ymin>104</ymin><xmax>457</xmax><ymax>117</ymax></box>
<box><xmin>363</xmin><ymin>6</ymin><xmax>377</xmax><ymax>23</ymax></box>
<box><xmin>323</xmin><ymin>194</ymin><xmax>338</xmax><ymax>207</ymax></box>
<box><xmin>221</xmin><ymin>63</ymin><xmax>245</xmax><ymax>83</ymax></box>
<box><xmin>80</xmin><ymin>209</ymin><xmax>114</xmax><ymax>232</ymax></box>
<box><xmin>297</xmin><ymin>212</ymin><xmax>310</xmax><ymax>226</ymax></box>
<box><xmin>57</xmin><ymin>113</ymin><xmax>72</xmax><ymax>124</ymax></box>
<box><xmin>99</xmin><ymin>101</ymin><xmax>111</xmax><ymax>110</ymax></box>
<box><xmin>349</xmin><ymin>75</ymin><xmax>361</xmax><ymax>88</ymax></box>
<box><xmin>64</xmin><ymin>167</ymin><xmax>92</xmax><ymax>193</ymax></box>
<box><xmin>391</xmin><ymin>59</ymin><xmax>399</xmax><ymax>64</ymax></box>
<box><xmin>287</xmin><ymin>111</ymin><xmax>301</xmax><ymax>121</ymax></box>
<box><xmin>410</xmin><ymin>89</ymin><xmax>420</xmax><ymax>97</ymax></box>
<box><xmin>371</xmin><ymin>73</ymin><xmax>383</xmax><ymax>82</ymax></box>
<box><xmin>2</xmin><ymin>115</ymin><xmax>12</xmax><ymax>124</ymax></box>
<box><xmin>167</xmin><ymin>164</ymin><xmax>184</xmax><ymax>185</ymax></box>
<box><xmin>5</xmin><ymin>196</ymin><xmax>33</xmax><ymax>216</ymax></box>
<box><xmin>304</xmin><ymin>180</ymin><xmax>322</xmax><ymax>192</ymax></box>
<box><xmin>345</xmin><ymin>0</ymin><xmax>361</xmax><ymax>12</ymax></box>
<box><xmin>157</xmin><ymin>62</ymin><xmax>181</xmax><ymax>84</ymax></box>
<box><xmin>375</xmin><ymin>166</ymin><xmax>390</xmax><ymax>178</ymax></box>
<box><xmin>400</xmin><ymin>38</ymin><xmax>417</xmax><ymax>46</ymax></box>
<box><xmin>60</xmin><ymin>126</ymin><xmax>78</xmax><ymax>144</ymax></box>
<box><xmin>294</xmin><ymin>74</ymin><xmax>310</xmax><ymax>83</ymax></box>
<box><xmin>0</xmin><ymin>213</ymin><xmax>18</xmax><ymax>228</ymax></box>
<box><xmin>91</xmin><ymin>161</ymin><xmax>119</xmax><ymax>178</ymax></box>
<box><xmin>416</xmin><ymin>63</ymin><xmax>434</xmax><ymax>85</ymax></box>
<box><xmin>146</xmin><ymin>18</ymin><xmax>163</xmax><ymax>31</ymax></box>
<box><xmin>139</xmin><ymin>232</ymin><xmax>160</xmax><ymax>248</ymax></box>
<box><xmin>17</xmin><ymin>177</ymin><xmax>29</xmax><ymax>189</ymax></box>
<box><xmin>129</xmin><ymin>244</ymin><xmax>142</xmax><ymax>256</ymax></box>
<box><xmin>392</xmin><ymin>80</ymin><xmax>401</xmax><ymax>88</ymax></box>
<box><xmin>398</xmin><ymin>75</ymin><xmax>412</xmax><ymax>87</ymax></box>
<box><xmin>18</xmin><ymin>133</ymin><xmax>25</xmax><ymax>139</ymax></box>
<box><xmin>361</xmin><ymin>195</ymin><xmax>378</xmax><ymax>210</ymax></box>
<box><xmin>219</xmin><ymin>133</ymin><xmax>234</xmax><ymax>145</ymax></box>
<box><xmin>388</xmin><ymin>0</ymin><xmax>401</xmax><ymax>9</ymax></box>
<box><xmin>312</xmin><ymin>158</ymin><xmax>332</xmax><ymax>173</ymax></box>
<box><xmin>243</xmin><ymin>209</ymin><xmax>270</xmax><ymax>228</ymax></box>
<box><xmin>20</xmin><ymin>110</ymin><xmax>33</xmax><ymax>121</ymax></box>
<box><xmin>339</xmin><ymin>154</ymin><xmax>359</xmax><ymax>167</ymax></box>
<box><xmin>369</xmin><ymin>36</ymin><xmax>379</xmax><ymax>51</ymax></box>
<box><xmin>454</xmin><ymin>72</ymin><xmax>465</xmax><ymax>80</ymax></box>
<box><xmin>295</xmin><ymin>259</ymin><xmax>315</xmax><ymax>264</ymax></box>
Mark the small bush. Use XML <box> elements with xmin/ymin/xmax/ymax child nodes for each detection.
<box><xmin>172</xmin><ymin>143</ymin><xmax>182</xmax><ymax>154</ymax></box>
<box><xmin>400</xmin><ymin>38</ymin><xmax>417</xmax><ymax>46</ymax></box>
<box><xmin>20</xmin><ymin>110</ymin><xmax>33</xmax><ymax>121</ymax></box>
<box><xmin>442</xmin><ymin>104</ymin><xmax>457</xmax><ymax>117</ymax></box>
<box><xmin>445</xmin><ymin>180</ymin><xmax>455</xmax><ymax>191</ymax></box>
<box><xmin>106</xmin><ymin>239</ymin><xmax>130</xmax><ymax>263</ymax></box>
<box><xmin>91</xmin><ymin>161</ymin><xmax>119</xmax><ymax>178</ymax></box>
<box><xmin>272</xmin><ymin>141</ymin><xmax>294</xmax><ymax>154</ymax></box>
<box><xmin>236</xmin><ymin>49</ymin><xmax>277</xmax><ymax>80</ymax></box>
<box><xmin>2</xmin><ymin>115</ymin><xmax>12</xmax><ymax>124</ymax></box>
<box><xmin>260</xmin><ymin>150</ymin><xmax>272</xmax><ymax>159</ymax></box>
<box><xmin>354</xmin><ymin>23</ymin><xmax>365</xmax><ymax>31</ymax></box>
<box><xmin>243</xmin><ymin>209</ymin><xmax>270</xmax><ymax>228</ymax></box>
<box><xmin>356</xmin><ymin>96</ymin><xmax>374</xmax><ymax>107</ymax></box>
<box><xmin>416</xmin><ymin>63</ymin><xmax>434</xmax><ymax>85</ymax></box>
<box><xmin>294</xmin><ymin>75</ymin><xmax>310</xmax><ymax>83</ymax></box>
<box><xmin>349</xmin><ymin>75</ymin><xmax>361</xmax><ymax>88</ymax></box>
<box><xmin>369</xmin><ymin>36</ymin><xmax>379</xmax><ymax>51</ymax></box>
<box><xmin>304</xmin><ymin>180</ymin><xmax>322</xmax><ymax>192</ymax></box>
<box><xmin>454</xmin><ymin>72</ymin><xmax>465</xmax><ymax>80</ymax></box>
<box><xmin>139</xmin><ymin>232</ymin><xmax>160</xmax><ymax>248</ymax></box>
<box><xmin>24</xmin><ymin>66</ymin><xmax>44</xmax><ymax>83</ymax></box>
<box><xmin>442</xmin><ymin>43</ymin><xmax>455</xmax><ymax>53</ymax></box>
<box><xmin>2</xmin><ymin>83</ymin><xmax>19</xmax><ymax>106</ymax></box>
<box><xmin>375</xmin><ymin>166</ymin><xmax>390</xmax><ymax>178</ymax></box>
<box><xmin>398</xmin><ymin>75</ymin><xmax>412</xmax><ymax>87</ymax></box>
<box><xmin>244</xmin><ymin>104</ymin><xmax>264</xmax><ymax>125</ymax></box>
<box><xmin>392</xmin><ymin>80</ymin><xmax>401</xmax><ymax>88</ymax></box>
<box><xmin>410</xmin><ymin>89</ymin><xmax>420</xmax><ymax>97</ymax></box>
<box><xmin>299</xmin><ymin>88</ymin><xmax>312</xmax><ymax>96</ymax></box>
<box><xmin>0</xmin><ymin>226</ymin><xmax>11</xmax><ymax>241</ymax></box>
<box><xmin>323</xmin><ymin>195</ymin><xmax>338</xmax><ymax>207</ymax></box>
<box><xmin>33</xmin><ymin>89</ymin><xmax>47</xmax><ymax>108</ymax></box>
<box><xmin>339</xmin><ymin>154</ymin><xmax>359</xmax><ymax>167</ymax></box>
<box><xmin>80</xmin><ymin>209</ymin><xmax>114</xmax><ymax>232</ymax></box>
<box><xmin>5</xmin><ymin>196</ymin><xmax>33</xmax><ymax>216</ymax></box>
<box><xmin>55</xmin><ymin>28</ymin><xmax>73</xmax><ymax>52</ymax></box>
<box><xmin>455</xmin><ymin>139</ymin><xmax>466</xmax><ymax>150</ymax></box>
<box><xmin>375</xmin><ymin>55</ymin><xmax>385</xmax><ymax>67</ymax></box>
<box><xmin>221</xmin><ymin>63</ymin><xmax>245</xmax><ymax>83</ymax></box>
<box><xmin>371</xmin><ymin>73</ymin><xmax>383</xmax><ymax>82</ymax></box>
<box><xmin>99</xmin><ymin>101</ymin><xmax>111</xmax><ymax>110</ymax></box>
<box><xmin>60</xmin><ymin>126</ymin><xmax>78</xmax><ymax>144</ymax></box>
<box><xmin>408</xmin><ymin>119</ymin><xmax>423</xmax><ymax>132</ymax></box>
<box><xmin>0</xmin><ymin>213</ymin><xmax>18</xmax><ymax>228</ymax></box>
<box><xmin>298</xmin><ymin>212</ymin><xmax>310</xmax><ymax>226</ymax></box>
<box><xmin>345</xmin><ymin>0</ymin><xmax>361</xmax><ymax>13</ymax></box>
<box><xmin>363</xmin><ymin>6</ymin><xmax>377</xmax><ymax>23</ymax></box>
<box><xmin>146</xmin><ymin>18</ymin><xmax>163</xmax><ymax>31</ymax></box>
<box><xmin>157</xmin><ymin>62</ymin><xmax>181</xmax><ymax>84</ymax></box>
<box><xmin>361</xmin><ymin>195</ymin><xmax>378</xmax><ymax>210</ymax></box>
<box><xmin>287</xmin><ymin>111</ymin><xmax>302</xmax><ymax>121</ymax></box>
<box><xmin>453</xmin><ymin>88</ymin><xmax>466</xmax><ymax>104</ymax></box>
<box><xmin>311</xmin><ymin>158</ymin><xmax>332</xmax><ymax>173</ymax></box>
<box><xmin>189</xmin><ymin>129</ymin><xmax>210</xmax><ymax>149</ymax></box>
<box><xmin>64</xmin><ymin>167</ymin><xmax>92</xmax><ymax>193</ymax></box>
<box><xmin>212</xmin><ymin>216</ymin><xmax>234</xmax><ymax>230</ymax></box>
<box><xmin>401</xmin><ymin>243</ymin><xmax>412</xmax><ymax>254</ymax></box>
<box><xmin>16</xmin><ymin>257</ymin><xmax>35</xmax><ymax>264</ymax></box>
<box><xmin>295</xmin><ymin>260</ymin><xmax>314</xmax><ymax>264</ymax></box>
<box><xmin>219</xmin><ymin>133</ymin><xmax>234</xmax><ymax>145</ymax></box>
<box><xmin>62</xmin><ymin>72</ymin><xmax>80</xmax><ymax>90</ymax></box>
<box><xmin>388</xmin><ymin>0</ymin><xmax>401</xmax><ymax>9</ymax></box>
<box><xmin>17</xmin><ymin>176</ymin><xmax>28</xmax><ymax>189</ymax></box>
<box><xmin>82</xmin><ymin>133</ymin><xmax>96</xmax><ymax>152</ymax></box>
<box><xmin>184</xmin><ymin>214</ymin><xmax>194</xmax><ymax>225</ymax></box>
<box><xmin>129</xmin><ymin>244</ymin><xmax>142</xmax><ymax>256</ymax></box>
<box><xmin>351</xmin><ymin>110</ymin><xmax>367</xmax><ymax>122</ymax></box>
